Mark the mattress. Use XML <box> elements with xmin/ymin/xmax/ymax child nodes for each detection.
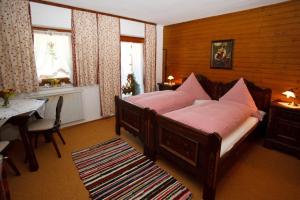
<box><xmin>220</xmin><ymin>116</ymin><xmax>259</xmax><ymax>157</ymax></box>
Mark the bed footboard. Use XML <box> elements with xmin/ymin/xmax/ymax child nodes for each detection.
<box><xmin>115</xmin><ymin>96</ymin><xmax>157</xmax><ymax>159</ymax></box>
<box><xmin>155</xmin><ymin>114</ymin><xmax>222</xmax><ymax>200</ymax></box>
<box><xmin>115</xmin><ymin>96</ymin><xmax>146</xmax><ymax>141</ymax></box>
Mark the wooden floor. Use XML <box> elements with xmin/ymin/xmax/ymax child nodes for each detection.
<box><xmin>5</xmin><ymin>117</ymin><xmax>300</xmax><ymax>200</ymax></box>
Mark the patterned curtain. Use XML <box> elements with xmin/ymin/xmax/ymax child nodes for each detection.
<box><xmin>72</xmin><ymin>10</ymin><xmax>98</xmax><ymax>86</ymax></box>
<box><xmin>98</xmin><ymin>14</ymin><xmax>120</xmax><ymax>117</ymax></box>
<box><xmin>144</xmin><ymin>24</ymin><xmax>156</xmax><ymax>93</ymax></box>
<box><xmin>0</xmin><ymin>0</ymin><xmax>38</xmax><ymax>93</ymax></box>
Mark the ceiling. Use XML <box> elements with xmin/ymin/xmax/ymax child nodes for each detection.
<box><xmin>45</xmin><ymin>0</ymin><xmax>288</xmax><ymax>25</ymax></box>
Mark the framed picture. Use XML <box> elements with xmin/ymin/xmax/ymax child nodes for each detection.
<box><xmin>210</xmin><ymin>39</ymin><xmax>234</xmax><ymax>69</ymax></box>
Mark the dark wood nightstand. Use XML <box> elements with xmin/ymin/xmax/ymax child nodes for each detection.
<box><xmin>264</xmin><ymin>101</ymin><xmax>300</xmax><ymax>158</ymax></box>
<box><xmin>157</xmin><ymin>83</ymin><xmax>181</xmax><ymax>91</ymax></box>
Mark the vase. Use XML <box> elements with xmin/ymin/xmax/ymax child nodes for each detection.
<box><xmin>2</xmin><ymin>97</ymin><xmax>9</xmax><ymax>108</ymax></box>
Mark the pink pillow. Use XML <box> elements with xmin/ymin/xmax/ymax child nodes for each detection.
<box><xmin>176</xmin><ymin>73</ymin><xmax>211</xmax><ymax>100</ymax></box>
<box><xmin>219</xmin><ymin>78</ymin><xmax>258</xmax><ymax>113</ymax></box>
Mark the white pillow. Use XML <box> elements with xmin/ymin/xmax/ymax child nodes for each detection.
<box><xmin>193</xmin><ymin>99</ymin><xmax>216</xmax><ymax>106</ymax></box>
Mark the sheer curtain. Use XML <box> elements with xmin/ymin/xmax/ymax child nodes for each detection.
<box><xmin>121</xmin><ymin>42</ymin><xmax>144</xmax><ymax>96</ymax></box>
<box><xmin>33</xmin><ymin>31</ymin><xmax>73</xmax><ymax>81</ymax></box>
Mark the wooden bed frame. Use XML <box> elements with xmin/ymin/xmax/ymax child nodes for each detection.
<box><xmin>114</xmin><ymin>74</ymin><xmax>215</xmax><ymax>157</ymax></box>
<box><xmin>115</xmin><ymin>95</ymin><xmax>157</xmax><ymax>157</ymax></box>
<box><xmin>150</xmin><ymin>78</ymin><xmax>272</xmax><ymax>200</ymax></box>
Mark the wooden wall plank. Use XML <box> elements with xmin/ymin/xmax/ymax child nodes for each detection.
<box><xmin>164</xmin><ymin>0</ymin><xmax>300</xmax><ymax>101</ymax></box>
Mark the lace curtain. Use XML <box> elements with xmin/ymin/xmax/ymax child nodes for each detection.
<box><xmin>33</xmin><ymin>31</ymin><xmax>73</xmax><ymax>81</ymax></box>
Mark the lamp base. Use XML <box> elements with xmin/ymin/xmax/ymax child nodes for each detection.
<box><xmin>289</xmin><ymin>101</ymin><xmax>298</xmax><ymax>107</ymax></box>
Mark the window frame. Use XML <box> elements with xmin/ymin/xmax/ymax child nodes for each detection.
<box><xmin>120</xmin><ymin>35</ymin><xmax>144</xmax><ymax>43</ymax></box>
<box><xmin>32</xmin><ymin>26</ymin><xmax>74</xmax><ymax>87</ymax></box>
<box><xmin>120</xmin><ymin>37</ymin><xmax>145</xmax><ymax>96</ymax></box>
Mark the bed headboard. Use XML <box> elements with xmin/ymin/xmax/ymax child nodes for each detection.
<box><xmin>195</xmin><ymin>74</ymin><xmax>272</xmax><ymax>112</ymax></box>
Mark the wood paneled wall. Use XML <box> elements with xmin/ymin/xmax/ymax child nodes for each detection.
<box><xmin>164</xmin><ymin>0</ymin><xmax>300</xmax><ymax>101</ymax></box>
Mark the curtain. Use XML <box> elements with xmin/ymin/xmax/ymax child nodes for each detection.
<box><xmin>72</xmin><ymin>10</ymin><xmax>98</xmax><ymax>86</ymax></box>
<box><xmin>98</xmin><ymin>14</ymin><xmax>120</xmax><ymax>117</ymax></box>
<box><xmin>0</xmin><ymin>0</ymin><xmax>38</xmax><ymax>93</ymax></box>
<box><xmin>144</xmin><ymin>24</ymin><xmax>156</xmax><ymax>93</ymax></box>
<box><xmin>33</xmin><ymin>31</ymin><xmax>73</xmax><ymax>81</ymax></box>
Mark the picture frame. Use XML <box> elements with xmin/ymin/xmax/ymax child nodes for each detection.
<box><xmin>210</xmin><ymin>39</ymin><xmax>234</xmax><ymax>69</ymax></box>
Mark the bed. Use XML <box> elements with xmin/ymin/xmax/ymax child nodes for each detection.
<box><xmin>150</xmin><ymin>78</ymin><xmax>271</xmax><ymax>200</ymax></box>
<box><xmin>115</xmin><ymin>73</ymin><xmax>211</xmax><ymax>157</ymax></box>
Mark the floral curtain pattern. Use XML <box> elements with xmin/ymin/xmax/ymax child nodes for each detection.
<box><xmin>144</xmin><ymin>24</ymin><xmax>156</xmax><ymax>93</ymax></box>
<box><xmin>72</xmin><ymin>10</ymin><xmax>98</xmax><ymax>86</ymax></box>
<box><xmin>0</xmin><ymin>0</ymin><xmax>38</xmax><ymax>93</ymax></box>
<box><xmin>98</xmin><ymin>14</ymin><xmax>120</xmax><ymax>116</ymax></box>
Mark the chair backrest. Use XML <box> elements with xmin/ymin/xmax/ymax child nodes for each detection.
<box><xmin>55</xmin><ymin>96</ymin><xmax>63</xmax><ymax>126</ymax></box>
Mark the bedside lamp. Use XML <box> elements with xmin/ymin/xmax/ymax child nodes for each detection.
<box><xmin>282</xmin><ymin>89</ymin><xmax>297</xmax><ymax>106</ymax></box>
<box><xmin>167</xmin><ymin>75</ymin><xmax>175</xmax><ymax>85</ymax></box>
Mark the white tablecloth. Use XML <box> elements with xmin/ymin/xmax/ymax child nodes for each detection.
<box><xmin>0</xmin><ymin>99</ymin><xmax>46</xmax><ymax>127</ymax></box>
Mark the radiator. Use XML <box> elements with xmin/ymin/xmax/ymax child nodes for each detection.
<box><xmin>28</xmin><ymin>87</ymin><xmax>84</xmax><ymax>124</ymax></box>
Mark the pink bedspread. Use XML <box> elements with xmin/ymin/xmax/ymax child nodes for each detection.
<box><xmin>124</xmin><ymin>90</ymin><xmax>172</xmax><ymax>104</ymax></box>
<box><xmin>126</xmin><ymin>91</ymin><xmax>196</xmax><ymax>114</ymax></box>
<box><xmin>164</xmin><ymin>100</ymin><xmax>253</xmax><ymax>138</ymax></box>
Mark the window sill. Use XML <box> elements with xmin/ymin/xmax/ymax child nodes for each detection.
<box><xmin>28</xmin><ymin>86</ymin><xmax>82</xmax><ymax>98</ymax></box>
<box><xmin>39</xmin><ymin>84</ymin><xmax>74</xmax><ymax>91</ymax></box>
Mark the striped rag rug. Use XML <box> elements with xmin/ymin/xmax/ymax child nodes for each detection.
<box><xmin>72</xmin><ymin>138</ymin><xmax>192</xmax><ymax>200</ymax></box>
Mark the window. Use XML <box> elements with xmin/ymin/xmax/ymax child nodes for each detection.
<box><xmin>33</xmin><ymin>30</ymin><xmax>73</xmax><ymax>86</ymax></box>
<box><xmin>121</xmin><ymin>41</ymin><xmax>144</xmax><ymax>97</ymax></box>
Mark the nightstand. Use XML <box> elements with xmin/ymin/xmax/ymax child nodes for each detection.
<box><xmin>264</xmin><ymin>101</ymin><xmax>300</xmax><ymax>158</ymax></box>
<box><xmin>157</xmin><ymin>83</ymin><xmax>181</xmax><ymax>91</ymax></box>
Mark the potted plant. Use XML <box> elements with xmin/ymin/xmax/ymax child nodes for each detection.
<box><xmin>0</xmin><ymin>89</ymin><xmax>15</xmax><ymax>107</ymax></box>
<box><xmin>121</xmin><ymin>73</ymin><xmax>140</xmax><ymax>96</ymax></box>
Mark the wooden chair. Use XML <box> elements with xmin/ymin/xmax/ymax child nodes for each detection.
<box><xmin>27</xmin><ymin>96</ymin><xmax>65</xmax><ymax>158</ymax></box>
<box><xmin>0</xmin><ymin>141</ymin><xmax>21</xmax><ymax>176</ymax></box>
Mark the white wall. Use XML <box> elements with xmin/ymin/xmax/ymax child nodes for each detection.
<box><xmin>75</xmin><ymin>85</ymin><xmax>101</xmax><ymax>124</ymax></box>
<box><xmin>120</xmin><ymin>19</ymin><xmax>145</xmax><ymax>37</ymax></box>
<box><xmin>30</xmin><ymin>2</ymin><xmax>71</xmax><ymax>29</ymax></box>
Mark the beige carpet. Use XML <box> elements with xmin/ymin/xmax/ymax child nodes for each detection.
<box><xmin>6</xmin><ymin>118</ymin><xmax>300</xmax><ymax>200</ymax></box>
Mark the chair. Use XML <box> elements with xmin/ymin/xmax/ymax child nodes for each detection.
<box><xmin>27</xmin><ymin>96</ymin><xmax>65</xmax><ymax>158</ymax></box>
<box><xmin>0</xmin><ymin>141</ymin><xmax>21</xmax><ymax>176</ymax></box>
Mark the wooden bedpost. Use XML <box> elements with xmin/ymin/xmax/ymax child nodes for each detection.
<box><xmin>143</xmin><ymin>108</ymin><xmax>157</xmax><ymax>161</ymax></box>
<box><xmin>202</xmin><ymin>133</ymin><xmax>222</xmax><ymax>200</ymax></box>
<box><xmin>115</xmin><ymin>96</ymin><xmax>121</xmax><ymax>135</ymax></box>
